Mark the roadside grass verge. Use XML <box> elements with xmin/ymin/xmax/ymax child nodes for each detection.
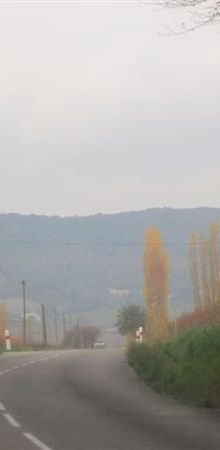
<box><xmin>127</xmin><ymin>324</ymin><xmax>220</xmax><ymax>407</ymax></box>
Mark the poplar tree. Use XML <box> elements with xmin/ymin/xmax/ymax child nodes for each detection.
<box><xmin>143</xmin><ymin>227</ymin><xmax>168</xmax><ymax>339</ymax></box>
<box><xmin>0</xmin><ymin>304</ymin><xmax>6</xmax><ymax>343</ymax></box>
<box><xmin>199</xmin><ymin>233</ymin><xmax>210</xmax><ymax>308</ymax></box>
<box><xmin>188</xmin><ymin>222</ymin><xmax>220</xmax><ymax>311</ymax></box>
<box><xmin>208</xmin><ymin>222</ymin><xmax>220</xmax><ymax>305</ymax></box>
<box><xmin>188</xmin><ymin>232</ymin><xmax>202</xmax><ymax>310</ymax></box>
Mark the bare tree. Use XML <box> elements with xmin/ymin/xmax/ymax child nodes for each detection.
<box><xmin>146</xmin><ymin>0</ymin><xmax>220</xmax><ymax>32</ymax></box>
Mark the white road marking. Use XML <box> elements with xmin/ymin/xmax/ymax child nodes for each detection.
<box><xmin>23</xmin><ymin>432</ymin><xmax>53</xmax><ymax>450</ymax></box>
<box><xmin>0</xmin><ymin>354</ymin><xmax>65</xmax><ymax>449</ymax></box>
<box><xmin>3</xmin><ymin>413</ymin><xmax>20</xmax><ymax>428</ymax></box>
<box><xmin>0</xmin><ymin>402</ymin><xmax>5</xmax><ymax>411</ymax></box>
<box><xmin>0</xmin><ymin>354</ymin><xmax>62</xmax><ymax>377</ymax></box>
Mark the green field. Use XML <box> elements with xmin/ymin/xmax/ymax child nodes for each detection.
<box><xmin>128</xmin><ymin>324</ymin><xmax>220</xmax><ymax>407</ymax></box>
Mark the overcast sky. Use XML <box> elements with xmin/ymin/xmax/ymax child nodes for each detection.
<box><xmin>0</xmin><ymin>1</ymin><xmax>219</xmax><ymax>217</ymax></box>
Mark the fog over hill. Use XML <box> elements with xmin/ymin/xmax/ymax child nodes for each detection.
<box><xmin>0</xmin><ymin>208</ymin><xmax>220</xmax><ymax>325</ymax></box>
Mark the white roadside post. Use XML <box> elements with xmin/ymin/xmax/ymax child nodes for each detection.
<box><xmin>5</xmin><ymin>329</ymin><xmax>12</xmax><ymax>351</ymax></box>
<box><xmin>139</xmin><ymin>326</ymin><xmax>144</xmax><ymax>344</ymax></box>
<box><xmin>136</xmin><ymin>329</ymin><xmax>140</xmax><ymax>343</ymax></box>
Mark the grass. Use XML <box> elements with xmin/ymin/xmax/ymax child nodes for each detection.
<box><xmin>127</xmin><ymin>324</ymin><xmax>220</xmax><ymax>407</ymax></box>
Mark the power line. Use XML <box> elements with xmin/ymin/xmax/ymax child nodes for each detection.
<box><xmin>0</xmin><ymin>240</ymin><xmax>189</xmax><ymax>247</ymax></box>
<box><xmin>0</xmin><ymin>236</ymin><xmax>218</xmax><ymax>247</ymax></box>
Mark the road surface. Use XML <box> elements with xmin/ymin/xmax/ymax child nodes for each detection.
<box><xmin>0</xmin><ymin>349</ymin><xmax>220</xmax><ymax>450</ymax></box>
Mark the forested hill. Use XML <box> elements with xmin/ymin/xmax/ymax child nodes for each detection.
<box><xmin>0</xmin><ymin>208</ymin><xmax>220</xmax><ymax>321</ymax></box>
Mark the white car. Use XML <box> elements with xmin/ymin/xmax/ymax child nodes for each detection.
<box><xmin>94</xmin><ymin>341</ymin><xmax>106</xmax><ymax>349</ymax></box>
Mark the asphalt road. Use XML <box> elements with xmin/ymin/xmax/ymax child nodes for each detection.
<box><xmin>0</xmin><ymin>349</ymin><xmax>220</xmax><ymax>450</ymax></box>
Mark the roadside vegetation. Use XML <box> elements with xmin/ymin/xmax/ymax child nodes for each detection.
<box><xmin>115</xmin><ymin>304</ymin><xmax>145</xmax><ymax>339</ymax></box>
<box><xmin>126</xmin><ymin>222</ymin><xmax>220</xmax><ymax>408</ymax></box>
<box><xmin>128</xmin><ymin>324</ymin><xmax>220</xmax><ymax>407</ymax></box>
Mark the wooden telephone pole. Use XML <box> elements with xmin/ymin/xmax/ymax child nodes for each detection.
<box><xmin>54</xmin><ymin>308</ymin><xmax>58</xmax><ymax>347</ymax></box>
<box><xmin>22</xmin><ymin>280</ymin><xmax>26</xmax><ymax>347</ymax></box>
<box><xmin>41</xmin><ymin>303</ymin><xmax>48</xmax><ymax>347</ymax></box>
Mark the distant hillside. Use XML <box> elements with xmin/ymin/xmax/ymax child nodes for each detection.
<box><xmin>0</xmin><ymin>208</ymin><xmax>220</xmax><ymax>324</ymax></box>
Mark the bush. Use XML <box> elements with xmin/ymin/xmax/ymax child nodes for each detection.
<box><xmin>128</xmin><ymin>324</ymin><xmax>220</xmax><ymax>407</ymax></box>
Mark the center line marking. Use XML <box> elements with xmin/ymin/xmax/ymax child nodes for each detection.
<box><xmin>23</xmin><ymin>432</ymin><xmax>53</xmax><ymax>450</ymax></box>
<box><xmin>0</xmin><ymin>354</ymin><xmax>62</xmax><ymax>378</ymax></box>
<box><xmin>3</xmin><ymin>413</ymin><xmax>20</xmax><ymax>428</ymax></box>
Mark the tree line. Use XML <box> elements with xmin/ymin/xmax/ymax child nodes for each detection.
<box><xmin>117</xmin><ymin>221</ymin><xmax>220</xmax><ymax>341</ymax></box>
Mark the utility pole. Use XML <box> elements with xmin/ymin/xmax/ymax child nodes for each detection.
<box><xmin>70</xmin><ymin>314</ymin><xmax>74</xmax><ymax>348</ymax></box>
<box><xmin>62</xmin><ymin>312</ymin><xmax>66</xmax><ymax>341</ymax></box>
<box><xmin>76</xmin><ymin>316</ymin><xmax>80</xmax><ymax>349</ymax></box>
<box><xmin>41</xmin><ymin>303</ymin><xmax>47</xmax><ymax>347</ymax></box>
<box><xmin>22</xmin><ymin>280</ymin><xmax>26</xmax><ymax>347</ymax></box>
<box><xmin>70</xmin><ymin>314</ymin><xmax>73</xmax><ymax>332</ymax></box>
<box><xmin>54</xmin><ymin>308</ymin><xmax>58</xmax><ymax>347</ymax></box>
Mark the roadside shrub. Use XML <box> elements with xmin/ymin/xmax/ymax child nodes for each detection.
<box><xmin>128</xmin><ymin>324</ymin><xmax>220</xmax><ymax>407</ymax></box>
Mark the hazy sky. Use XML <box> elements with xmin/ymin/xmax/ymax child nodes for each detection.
<box><xmin>0</xmin><ymin>1</ymin><xmax>219</xmax><ymax>217</ymax></box>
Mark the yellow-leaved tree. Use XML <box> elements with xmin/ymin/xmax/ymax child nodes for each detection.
<box><xmin>188</xmin><ymin>232</ymin><xmax>202</xmax><ymax>310</ymax></box>
<box><xmin>208</xmin><ymin>222</ymin><xmax>220</xmax><ymax>305</ymax></box>
<box><xmin>198</xmin><ymin>233</ymin><xmax>211</xmax><ymax>308</ymax></box>
<box><xmin>0</xmin><ymin>304</ymin><xmax>6</xmax><ymax>343</ymax></box>
<box><xmin>143</xmin><ymin>227</ymin><xmax>168</xmax><ymax>339</ymax></box>
<box><xmin>188</xmin><ymin>222</ymin><xmax>220</xmax><ymax>311</ymax></box>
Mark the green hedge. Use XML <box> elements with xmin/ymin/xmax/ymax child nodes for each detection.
<box><xmin>128</xmin><ymin>324</ymin><xmax>220</xmax><ymax>407</ymax></box>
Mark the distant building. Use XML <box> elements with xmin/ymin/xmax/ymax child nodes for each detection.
<box><xmin>108</xmin><ymin>288</ymin><xmax>130</xmax><ymax>298</ymax></box>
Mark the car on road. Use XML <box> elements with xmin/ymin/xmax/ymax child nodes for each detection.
<box><xmin>93</xmin><ymin>341</ymin><xmax>106</xmax><ymax>349</ymax></box>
